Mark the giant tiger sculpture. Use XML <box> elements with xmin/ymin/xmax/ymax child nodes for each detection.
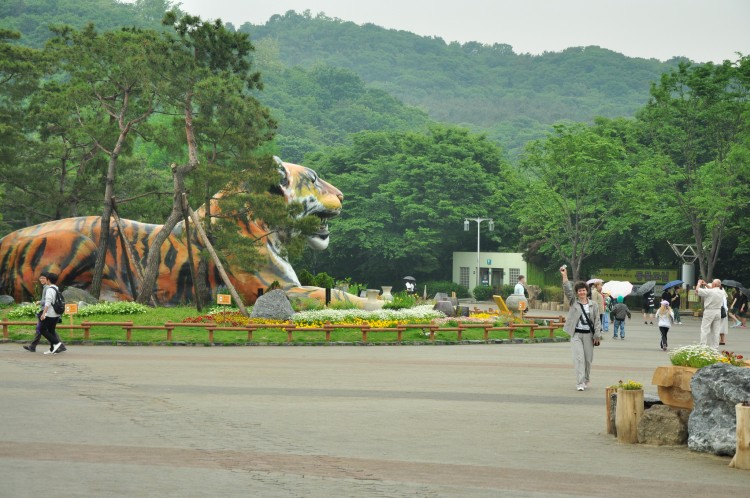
<box><xmin>0</xmin><ymin>158</ymin><xmax>364</xmax><ymax>307</ymax></box>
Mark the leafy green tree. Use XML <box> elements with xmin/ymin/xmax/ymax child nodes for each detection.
<box><xmin>0</xmin><ymin>29</ymin><xmax>46</xmax><ymax>231</ymax></box>
<box><xmin>302</xmin><ymin>125</ymin><xmax>513</xmax><ymax>285</ymax></box>
<box><xmin>135</xmin><ymin>13</ymin><xmax>278</xmax><ymax>306</ymax></box>
<box><xmin>45</xmin><ymin>24</ymin><xmax>170</xmax><ymax>298</ymax></box>
<box><xmin>635</xmin><ymin>57</ymin><xmax>750</xmax><ymax>280</ymax></box>
<box><xmin>514</xmin><ymin>122</ymin><xmax>631</xmax><ymax>281</ymax></box>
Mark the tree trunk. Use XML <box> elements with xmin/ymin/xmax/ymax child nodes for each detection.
<box><xmin>188</xmin><ymin>206</ymin><xmax>248</xmax><ymax>316</ymax></box>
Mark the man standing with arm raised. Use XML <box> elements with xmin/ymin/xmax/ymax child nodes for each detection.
<box><xmin>696</xmin><ymin>278</ymin><xmax>724</xmax><ymax>349</ymax></box>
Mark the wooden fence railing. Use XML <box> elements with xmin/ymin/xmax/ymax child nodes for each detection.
<box><xmin>2</xmin><ymin>318</ymin><xmax>565</xmax><ymax>344</ymax></box>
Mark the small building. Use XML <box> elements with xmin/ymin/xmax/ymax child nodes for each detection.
<box><xmin>452</xmin><ymin>252</ymin><xmax>528</xmax><ymax>295</ymax></box>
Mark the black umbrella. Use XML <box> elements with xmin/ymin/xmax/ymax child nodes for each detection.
<box><xmin>740</xmin><ymin>287</ymin><xmax>750</xmax><ymax>299</ymax></box>
<box><xmin>635</xmin><ymin>280</ymin><xmax>656</xmax><ymax>295</ymax></box>
<box><xmin>403</xmin><ymin>276</ymin><xmax>416</xmax><ymax>281</ymax></box>
<box><xmin>722</xmin><ymin>279</ymin><xmax>744</xmax><ymax>288</ymax></box>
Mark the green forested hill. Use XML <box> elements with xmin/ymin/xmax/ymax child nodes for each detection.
<box><xmin>2</xmin><ymin>2</ymin><xmax>685</xmax><ymax>158</ymax></box>
<box><xmin>242</xmin><ymin>11</ymin><xmax>684</xmax><ymax>154</ymax></box>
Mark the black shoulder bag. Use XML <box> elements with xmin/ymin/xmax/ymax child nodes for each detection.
<box><xmin>578</xmin><ymin>303</ymin><xmax>600</xmax><ymax>346</ymax></box>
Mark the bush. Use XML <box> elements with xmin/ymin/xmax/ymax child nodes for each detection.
<box><xmin>542</xmin><ymin>286</ymin><xmax>563</xmax><ymax>303</ymax></box>
<box><xmin>313</xmin><ymin>272</ymin><xmax>335</xmax><ymax>289</ymax></box>
<box><xmin>422</xmin><ymin>281</ymin><xmax>470</xmax><ymax>299</ymax></box>
<box><xmin>473</xmin><ymin>285</ymin><xmax>494</xmax><ymax>301</ymax></box>
<box><xmin>501</xmin><ymin>284</ymin><xmax>515</xmax><ymax>297</ymax></box>
<box><xmin>290</xmin><ymin>297</ymin><xmax>325</xmax><ymax>312</ymax></box>
<box><xmin>298</xmin><ymin>269</ymin><xmax>314</xmax><ymax>286</ymax></box>
<box><xmin>383</xmin><ymin>291</ymin><xmax>417</xmax><ymax>310</ymax></box>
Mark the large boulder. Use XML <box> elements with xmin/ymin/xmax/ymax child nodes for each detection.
<box><xmin>688</xmin><ymin>363</ymin><xmax>750</xmax><ymax>455</ymax></box>
<box><xmin>433</xmin><ymin>300</ymin><xmax>455</xmax><ymax>317</ymax></box>
<box><xmin>62</xmin><ymin>287</ymin><xmax>100</xmax><ymax>305</ymax></box>
<box><xmin>638</xmin><ymin>404</ymin><xmax>690</xmax><ymax>445</ymax></box>
<box><xmin>251</xmin><ymin>289</ymin><xmax>295</xmax><ymax>320</ymax></box>
<box><xmin>0</xmin><ymin>295</ymin><xmax>15</xmax><ymax>305</ymax></box>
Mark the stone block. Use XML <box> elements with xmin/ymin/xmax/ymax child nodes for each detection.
<box><xmin>638</xmin><ymin>404</ymin><xmax>690</xmax><ymax>445</ymax></box>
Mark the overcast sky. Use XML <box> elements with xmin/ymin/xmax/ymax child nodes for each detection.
<box><xmin>172</xmin><ymin>0</ymin><xmax>748</xmax><ymax>63</ymax></box>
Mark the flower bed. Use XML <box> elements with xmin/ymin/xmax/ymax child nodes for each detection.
<box><xmin>669</xmin><ymin>344</ymin><xmax>745</xmax><ymax>368</ymax></box>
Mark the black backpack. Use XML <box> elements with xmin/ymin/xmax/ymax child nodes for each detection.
<box><xmin>51</xmin><ymin>285</ymin><xmax>65</xmax><ymax>314</ymax></box>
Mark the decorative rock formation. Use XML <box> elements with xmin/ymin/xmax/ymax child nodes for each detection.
<box><xmin>250</xmin><ymin>289</ymin><xmax>295</xmax><ymax>321</ymax></box>
<box><xmin>0</xmin><ymin>295</ymin><xmax>15</xmax><ymax>305</ymax></box>
<box><xmin>433</xmin><ymin>300</ymin><xmax>455</xmax><ymax>317</ymax></box>
<box><xmin>638</xmin><ymin>404</ymin><xmax>690</xmax><ymax>445</ymax></box>
<box><xmin>688</xmin><ymin>363</ymin><xmax>750</xmax><ymax>456</ymax></box>
<box><xmin>62</xmin><ymin>287</ymin><xmax>100</xmax><ymax>305</ymax></box>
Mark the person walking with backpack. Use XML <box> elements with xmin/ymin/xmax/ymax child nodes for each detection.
<box><xmin>38</xmin><ymin>272</ymin><xmax>66</xmax><ymax>355</ymax></box>
<box><xmin>612</xmin><ymin>295</ymin><xmax>632</xmax><ymax>339</ymax></box>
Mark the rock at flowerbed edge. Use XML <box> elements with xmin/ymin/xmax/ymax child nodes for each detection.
<box><xmin>688</xmin><ymin>363</ymin><xmax>750</xmax><ymax>456</ymax></box>
<box><xmin>250</xmin><ymin>289</ymin><xmax>294</xmax><ymax>320</ymax></box>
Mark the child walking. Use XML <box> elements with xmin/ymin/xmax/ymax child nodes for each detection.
<box><xmin>655</xmin><ymin>299</ymin><xmax>675</xmax><ymax>351</ymax></box>
<box><xmin>612</xmin><ymin>296</ymin><xmax>631</xmax><ymax>339</ymax></box>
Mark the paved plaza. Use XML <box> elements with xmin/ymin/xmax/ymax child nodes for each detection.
<box><xmin>1</xmin><ymin>313</ymin><xmax>749</xmax><ymax>497</ymax></box>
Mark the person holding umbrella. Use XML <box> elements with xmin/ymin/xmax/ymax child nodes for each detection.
<box><xmin>561</xmin><ymin>266</ymin><xmax>602</xmax><ymax>391</ymax></box>
<box><xmin>403</xmin><ymin>276</ymin><xmax>416</xmax><ymax>294</ymax></box>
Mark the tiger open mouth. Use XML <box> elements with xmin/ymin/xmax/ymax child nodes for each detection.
<box><xmin>307</xmin><ymin>209</ymin><xmax>339</xmax><ymax>250</ymax></box>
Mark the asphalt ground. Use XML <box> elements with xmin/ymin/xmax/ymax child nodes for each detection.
<box><xmin>2</xmin><ymin>310</ymin><xmax>749</xmax><ymax>497</ymax></box>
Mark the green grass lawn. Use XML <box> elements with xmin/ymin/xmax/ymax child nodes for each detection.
<box><xmin>1</xmin><ymin>305</ymin><xmax>568</xmax><ymax>345</ymax></box>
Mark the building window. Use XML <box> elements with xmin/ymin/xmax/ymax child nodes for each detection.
<box><xmin>460</xmin><ymin>267</ymin><xmax>470</xmax><ymax>288</ymax></box>
<box><xmin>509</xmin><ymin>268</ymin><xmax>520</xmax><ymax>283</ymax></box>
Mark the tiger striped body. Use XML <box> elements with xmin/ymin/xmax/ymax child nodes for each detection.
<box><xmin>0</xmin><ymin>160</ymin><xmax>365</xmax><ymax>306</ymax></box>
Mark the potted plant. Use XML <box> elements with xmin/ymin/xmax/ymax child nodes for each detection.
<box><xmin>652</xmin><ymin>345</ymin><xmax>747</xmax><ymax>409</ymax></box>
<box><xmin>615</xmin><ymin>380</ymin><xmax>644</xmax><ymax>444</ymax></box>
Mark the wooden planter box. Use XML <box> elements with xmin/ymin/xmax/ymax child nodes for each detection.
<box><xmin>652</xmin><ymin>366</ymin><xmax>698</xmax><ymax>410</ymax></box>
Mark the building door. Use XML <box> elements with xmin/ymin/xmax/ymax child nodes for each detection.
<box><xmin>491</xmin><ymin>269</ymin><xmax>504</xmax><ymax>295</ymax></box>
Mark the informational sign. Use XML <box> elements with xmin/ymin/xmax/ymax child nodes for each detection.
<box><xmin>217</xmin><ymin>294</ymin><xmax>232</xmax><ymax>305</ymax></box>
<box><xmin>486</xmin><ymin>259</ymin><xmax>492</xmax><ymax>265</ymax></box>
<box><xmin>64</xmin><ymin>303</ymin><xmax>78</xmax><ymax>314</ymax></box>
<box><xmin>688</xmin><ymin>290</ymin><xmax>699</xmax><ymax>302</ymax></box>
<box><xmin>596</xmin><ymin>268</ymin><xmax>678</xmax><ymax>284</ymax></box>
<box><xmin>518</xmin><ymin>300</ymin><xmax>527</xmax><ymax>311</ymax></box>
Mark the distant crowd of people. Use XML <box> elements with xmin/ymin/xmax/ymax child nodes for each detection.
<box><xmin>559</xmin><ymin>269</ymin><xmax>747</xmax><ymax>392</ymax></box>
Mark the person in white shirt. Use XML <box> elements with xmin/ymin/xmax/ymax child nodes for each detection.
<box><xmin>514</xmin><ymin>275</ymin><xmax>526</xmax><ymax>295</ymax></box>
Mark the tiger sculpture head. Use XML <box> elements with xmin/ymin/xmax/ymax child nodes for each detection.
<box><xmin>0</xmin><ymin>157</ymin><xmax>363</xmax><ymax>307</ymax></box>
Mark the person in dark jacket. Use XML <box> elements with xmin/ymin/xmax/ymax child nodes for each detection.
<box><xmin>612</xmin><ymin>296</ymin><xmax>631</xmax><ymax>339</ymax></box>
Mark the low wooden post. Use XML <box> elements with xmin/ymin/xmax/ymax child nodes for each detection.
<box><xmin>324</xmin><ymin>322</ymin><xmax>332</xmax><ymax>342</ymax></box>
<box><xmin>82</xmin><ymin>321</ymin><xmax>91</xmax><ymax>340</ymax></box>
<box><xmin>605</xmin><ymin>387</ymin><xmax>618</xmax><ymax>435</ymax></box>
<box><xmin>615</xmin><ymin>388</ymin><xmax>644</xmax><ymax>444</ymax></box>
<box><xmin>2</xmin><ymin>319</ymin><xmax>9</xmax><ymax>339</ymax></box>
<box><xmin>730</xmin><ymin>402</ymin><xmax>750</xmax><ymax>469</ymax></box>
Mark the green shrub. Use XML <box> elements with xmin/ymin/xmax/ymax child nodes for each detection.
<box><xmin>473</xmin><ymin>285</ymin><xmax>494</xmax><ymax>301</ymax></box>
<box><xmin>542</xmin><ymin>286</ymin><xmax>563</xmax><ymax>302</ymax></box>
<box><xmin>328</xmin><ymin>300</ymin><xmax>358</xmax><ymax>310</ymax></box>
<box><xmin>6</xmin><ymin>301</ymin><xmax>150</xmax><ymax>319</ymax></box>
<box><xmin>422</xmin><ymin>281</ymin><xmax>470</xmax><ymax>299</ymax></box>
<box><xmin>383</xmin><ymin>291</ymin><xmax>417</xmax><ymax>310</ymax></box>
<box><xmin>298</xmin><ymin>269</ymin><xmax>314</xmax><ymax>286</ymax></box>
<box><xmin>501</xmin><ymin>284</ymin><xmax>515</xmax><ymax>297</ymax></box>
<box><xmin>290</xmin><ymin>297</ymin><xmax>325</xmax><ymax>311</ymax></box>
<box><xmin>313</xmin><ymin>271</ymin><xmax>335</xmax><ymax>289</ymax></box>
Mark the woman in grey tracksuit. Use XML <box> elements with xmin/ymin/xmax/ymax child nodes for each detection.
<box><xmin>561</xmin><ymin>266</ymin><xmax>602</xmax><ymax>391</ymax></box>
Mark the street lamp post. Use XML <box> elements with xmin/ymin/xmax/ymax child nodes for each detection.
<box><xmin>464</xmin><ymin>217</ymin><xmax>494</xmax><ymax>288</ymax></box>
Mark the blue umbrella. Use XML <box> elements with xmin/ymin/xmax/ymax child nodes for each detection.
<box><xmin>663</xmin><ymin>280</ymin><xmax>683</xmax><ymax>291</ymax></box>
